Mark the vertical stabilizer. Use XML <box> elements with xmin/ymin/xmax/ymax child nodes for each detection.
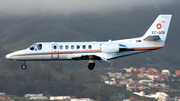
<box><xmin>142</xmin><ymin>14</ymin><xmax>172</xmax><ymax>46</ymax></box>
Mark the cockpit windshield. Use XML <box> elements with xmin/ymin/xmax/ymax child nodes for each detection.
<box><xmin>29</xmin><ymin>43</ymin><xmax>42</xmax><ymax>51</ymax></box>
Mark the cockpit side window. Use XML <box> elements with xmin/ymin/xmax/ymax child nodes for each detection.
<box><xmin>37</xmin><ymin>44</ymin><xmax>42</xmax><ymax>50</ymax></box>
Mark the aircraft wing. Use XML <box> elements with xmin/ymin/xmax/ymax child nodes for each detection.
<box><xmin>71</xmin><ymin>53</ymin><xmax>110</xmax><ymax>63</ymax></box>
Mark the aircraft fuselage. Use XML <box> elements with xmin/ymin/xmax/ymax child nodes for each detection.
<box><xmin>5</xmin><ymin>14</ymin><xmax>172</xmax><ymax>70</ymax></box>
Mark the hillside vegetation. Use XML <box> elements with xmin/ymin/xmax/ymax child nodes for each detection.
<box><xmin>0</xmin><ymin>61</ymin><xmax>134</xmax><ymax>101</ymax></box>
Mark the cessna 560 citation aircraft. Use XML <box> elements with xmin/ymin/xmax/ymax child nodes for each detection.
<box><xmin>6</xmin><ymin>14</ymin><xmax>172</xmax><ymax>70</ymax></box>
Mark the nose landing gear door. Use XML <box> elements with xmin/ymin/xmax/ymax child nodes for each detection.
<box><xmin>52</xmin><ymin>44</ymin><xmax>59</xmax><ymax>59</ymax></box>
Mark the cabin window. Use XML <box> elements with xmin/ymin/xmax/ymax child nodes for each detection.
<box><xmin>77</xmin><ymin>45</ymin><xmax>80</xmax><ymax>49</ymax></box>
<box><xmin>53</xmin><ymin>45</ymin><xmax>57</xmax><ymax>49</ymax></box>
<box><xmin>60</xmin><ymin>45</ymin><xmax>63</xmax><ymax>49</ymax></box>
<box><xmin>82</xmin><ymin>45</ymin><xmax>86</xmax><ymax>49</ymax></box>
<box><xmin>71</xmin><ymin>45</ymin><xmax>74</xmax><ymax>49</ymax></box>
<box><xmin>88</xmin><ymin>45</ymin><xmax>92</xmax><ymax>49</ymax></box>
<box><xmin>37</xmin><ymin>44</ymin><xmax>42</xmax><ymax>50</ymax></box>
<box><xmin>65</xmin><ymin>45</ymin><xmax>69</xmax><ymax>49</ymax></box>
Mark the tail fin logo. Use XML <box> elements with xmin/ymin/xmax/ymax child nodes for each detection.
<box><xmin>156</xmin><ymin>23</ymin><xmax>162</xmax><ymax>29</ymax></box>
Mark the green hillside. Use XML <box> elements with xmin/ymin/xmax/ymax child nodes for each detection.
<box><xmin>0</xmin><ymin>61</ymin><xmax>133</xmax><ymax>101</ymax></box>
<box><xmin>0</xmin><ymin>61</ymin><xmax>158</xmax><ymax>101</ymax></box>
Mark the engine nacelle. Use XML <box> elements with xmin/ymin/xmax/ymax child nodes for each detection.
<box><xmin>100</xmin><ymin>43</ymin><xmax>119</xmax><ymax>53</ymax></box>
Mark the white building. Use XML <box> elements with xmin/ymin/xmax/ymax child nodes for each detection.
<box><xmin>115</xmin><ymin>72</ymin><xmax>122</xmax><ymax>78</ymax></box>
<box><xmin>139</xmin><ymin>80</ymin><xmax>153</xmax><ymax>84</ymax></box>
<box><xmin>126</xmin><ymin>84</ymin><xmax>135</xmax><ymax>91</ymax></box>
<box><xmin>0</xmin><ymin>93</ymin><xmax>5</xmax><ymax>95</ymax></box>
<box><xmin>105</xmin><ymin>80</ymin><xmax>116</xmax><ymax>85</ymax></box>
<box><xmin>145</xmin><ymin>92</ymin><xmax>169</xmax><ymax>100</ymax></box>
<box><xmin>50</xmin><ymin>96</ymin><xmax>71</xmax><ymax>100</ymax></box>
<box><xmin>147</xmin><ymin>75</ymin><xmax>159</xmax><ymax>80</ymax></box>
<box><xmin>71</xmin><ymin>98</ymin><xmax>93</xmax><ymax>101</ymax></box>
<box><xmin>125</xmin><ymin>69</ymin><xmax>131</xmax><ymax>73</ymax></box>
<box><xmin>25</xmin><ymin>94</ymin><xmax>43</xmax><ymax>98</ymax></box>
<box><xmin>162</xmin><ymin>70</ymin><xmax>170</xmax><ymax>77</ymax></box>
<box><xmin>107</xmin><ymin>72</ymin><xmax>114</xmax><ymax>78</ymax></box>
<box><xmin>107</xmin><ymin>72</ymin><xmax>122</xmax><ymax>78</ymax></box>
<box><xmin>104</xmin><ymin>78</ymin><xmax>116</xmax><ymax>85</ymax></box>
<box><xmin>133</xmin><ymin>91</ymin><xmax>169</xmax><ymax>101</ymax></box>
<box><xmin>133</xmin><ymin>91</ymin><xmax>145</xmax><ymax>96</ymax></box>
<box><xmin>29</xmin><ymin>96</ymin><xmax>48</xmax><ymax>100</ymax></box>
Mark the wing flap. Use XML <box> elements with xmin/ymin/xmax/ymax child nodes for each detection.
<box><xmin>71</xmin><ymin>54</ymin><xmax>110</xmax><ymax>63</ymax></box>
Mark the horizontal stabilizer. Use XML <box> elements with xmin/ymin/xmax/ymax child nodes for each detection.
<box><xmin>144</xmin><ymin>35</ymin><xmax>160</xmax><ymax>41</ymax></box>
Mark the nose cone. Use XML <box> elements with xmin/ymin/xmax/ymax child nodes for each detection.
<box><xmin>6</xmin><ymin>49</ymin><xmax>27</xmax><ymax>60</ymax></box>
<box><xmin>6</xmin><ymin>53</ymin><xmax>13</xmax><ymax>60</ymax></box>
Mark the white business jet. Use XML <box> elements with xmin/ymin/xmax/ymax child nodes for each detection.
<box><xmin>6</xmin><ymin>14</ymin><xmax>172</xmax><ymax>70</ymax></box>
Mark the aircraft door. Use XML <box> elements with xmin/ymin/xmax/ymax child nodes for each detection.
<box><xmin>52</xmin><ymin>44</ymin><xmax>59</xmax><ymax>59</ymax></box>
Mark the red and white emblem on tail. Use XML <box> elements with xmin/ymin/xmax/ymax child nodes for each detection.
<box><xmin>156</xmin><ymin>23</ymin><xmax>162</xmax><ymax>29</ymax></box>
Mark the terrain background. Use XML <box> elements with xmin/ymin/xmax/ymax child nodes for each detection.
<box><xmin>0</xmin><ymin>0</ymin><xmax>180</xmax><ymax>101</ymax></box>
